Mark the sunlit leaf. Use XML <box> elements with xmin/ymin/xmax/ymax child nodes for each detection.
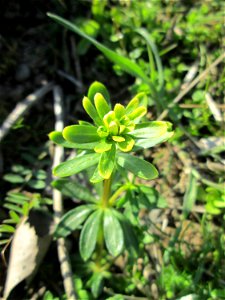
<box><xmin>49</xmin><ymin>131</ymin><xmax>95</xmax><ymax>149</ymax></box>
<box><xmin>82</xmin><ymin>96</ymin><xmax>103</xmax><ymax>126</ymax></box>
<box><xmin>98</xmin><ymin>144</ymin><xmax>116</xmax><ymax>179</ymax></box>
<box><xmin>47</xmin><ymin>13</ymin><xmax>149</xmax><ymax>83</ymax></box>
<box><xmin>53</xmin><ymin>153</ymin><xmax>101</xmax><ymax>177</ymax></box>
<box><xmin>117</xmin><ymin>136</ymin><xmax>135</xmax><ymax>152</ymax></box>
<box><xmin>134</xmin><ymin>131</ymin><xmax>174</xmax><ymax>149</ymax></box>
<box><xmin>94</xmin><ymin>140</ymin><xmax>112</xmax><ymax>153</ymax></box>
<box><xmin>127</xmin><ymin>106</ymin><xmax>147</xmax><ymax>121</ymax></box>
<box><xmin>117</xmin><ymin>153</ymin><xmax>158</xmax><ymax>180</ymax></box>
<box><xmin>63</xmin><ymin>125</ymin><xmax>100</xmax><ymax>144</ymax></box>
<box><xmin>94</xmin><ymin>93</ymin><xmax>111</xmax><ymax>119</ymax></box>
<box><xmin>87</xmin><ymin>81</ymin><xmax>110</xmax><ymax>104</ymax></box>
<box><xmin>0</xmin><ymin>224</ymin><xmax>15</xmax><ymax>233</ymax></box>
<box><xmin>130</xmin><ymin>121</ymin><xmax>171</xmax><ymax>138</ymax></box>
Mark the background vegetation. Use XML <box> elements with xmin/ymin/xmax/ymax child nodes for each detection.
<box><xmin>0</xmin><ymin>0</ymin><xmax>224</xmax><ymax>299</ymax></box>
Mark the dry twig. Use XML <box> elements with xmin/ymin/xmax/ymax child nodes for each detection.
<box><xmin>0</xmin><ymin>82</ymin><xmax>53</xmax><ymax>142</ymax></box>
<box><xmin>52</xmin><ymin>85</ymin><xmax>77</xmax><ymax>300</ymax></box>
<box><xmin>158</xmin><ymin>52</ymin><xmax>225</xmax><ymax>121</ymax></box>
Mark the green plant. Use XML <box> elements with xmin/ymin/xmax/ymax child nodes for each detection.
<box><xmin>49</xmin><ymin>81</ymin><xmax>173</xmax><ymax>298</ymax></box>
<box><xmin>204</xmin><ymin>187</ymin><xmax>225</xmax><ymax>216</ymax></box>
<box><xmin>3</xmin><ymin>164</ymin><xmax>47</xmax><ymax>190</ymax></box>
<box><xmin>0</xmin><ymin>191</ymin><xmax>52</xmax><ymax>246</ymax></box>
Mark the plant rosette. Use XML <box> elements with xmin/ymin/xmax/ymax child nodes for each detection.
<box><xmin>49</xmin><ymin>82</ymin><xmax>173</xmax><ymax>183</ymax></box>
<box><xmin>50</xmin><ymin>82</ymin><xmax>173</xmax><ymax>263</ymax></box>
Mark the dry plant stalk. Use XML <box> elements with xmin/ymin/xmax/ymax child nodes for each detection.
<box><xmin>0</xmin><ymin>82</ymin><xmax>53</xmax><ymax>142</ymax></box>
<box><xmin>158</xmin><ymin>52</ymin><xmax>225</xmax><ymax>121</ymax></box>
<box><xmin>52</xmin><ymin>85</ymin><xmax>77</xmax><ymax>300</ymax></box>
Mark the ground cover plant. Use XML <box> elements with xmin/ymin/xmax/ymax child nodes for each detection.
<box><xmin>0</xmin><ymin>0</ymin><xmax>225</xmax><ymax>299</ymax></box>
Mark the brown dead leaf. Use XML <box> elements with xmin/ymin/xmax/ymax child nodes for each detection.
<box><xmin>3</xmin><ymin>210</ymin><xmax>53</xmax><ymax>299</ymax></box>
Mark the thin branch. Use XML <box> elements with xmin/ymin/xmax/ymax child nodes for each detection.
<box><xmin>57</xmin><ymin>69</ymin><xmax>83</xmax><ymax>90</ymax></box>
<box><xmin>205</xmin><ymin>92</ymin><xmax>223</xmax><ymax>122</ymax></box>
<box><xmin>179</xmin><ymin>103</ymin><xmax>225</xmax><ymax>109</ymax></box>
<box><xmin>158</xmin><ymin>52</ymin><xmax>225</xmax><ymax>120</ymax></box>
<box><xmin>0</xmin><ymin>82</ymin><xmax>53</xmax><ymax>142</ymax></box>
<box><xmin>52</xmin><ymin>85</ymin><xmax>77</xmax><ymax>300</ymax></box>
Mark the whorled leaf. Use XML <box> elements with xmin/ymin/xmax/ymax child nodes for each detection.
<box><xmin>63</xmin><ymin>125</ymin><xmax>100</xmax><ymax>144</ymax></box>
<box><xmin>94</xmin><ymin>93</ymin><xmax>111</xmax><ymax>119</ymax></box>
<box><xmin>51</xmin><ymin>179</ymin><xmax>97</xmax><ymax>202</ymax></box>
<box><xmin>53</xmin><ymin>153</ymin><xmax>101</xmax><ymax>177</ymax></box>
<box><xmin>82</xmin><ymin>96</ymin><xmax>103</xmax><ymax>126</ymax></box>
<box><xmin>79</xmin><ymin>209</ymin><xmax>103</xmax><ymax>261</ymax></box>
<box><xmin>117</xmin><ymin>153</ymin><xmax>158</xmax><ymax>180</ymax></box>
<box><xmin>87</xmin><ymin>81</ymin><xmax>110</xmax><ymax>104</ymax></box>
<box><xmin>98</xmin><ymin>144</ymin><xmax>116</xmax><ymax>179</ymax></box>
<box><xmin>103</xmin><ymin>209</ymin><xmax>124</xmax><ymax>257</ymax></box>
<box><xmin>54</xmin><ymin>205</ymin><xmax>96</xmax><ymax>238</ymax></box>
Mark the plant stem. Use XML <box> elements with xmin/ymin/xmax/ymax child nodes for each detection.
<box><xmin>95</xmin><ymin>177</ymin><xmax>112</xmax><ymax>265</ymax></box>
<box><xmin>101</xmin><ymin>177</ymin><xmax>112</xmax><ymax>208</ymax></box>
<box><xmin>108</xmin><ymin>184</ymin><xmax>130</xmax><ymax>206</ymax></box>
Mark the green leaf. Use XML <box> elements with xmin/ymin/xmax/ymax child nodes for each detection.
<box><xmin>22</xmin><ymin>202</ymin><xmax>30</xmax><ymax>216</ymax></box>
<box><xmin>82</xmin><ymin>96</ymin><xmax>103</xmax><ymax>126</ymax></box>
<box><xmin>183</xmin><ymin>172</ymin><xmax>198</xmax><ymax>217</ymax></box>
<box><xmin>28</xmin><ymin>179</ymin><xmax>46</xmax><ymax>189</ymax></box>
<box><xmin>98</xmin><ymin>144</ymin><xmax>116</xmax><ymax>179</ymax></box>
<box><xmin>127</xmin><ymin>106</ymin><xmax>147</xmax><ymax>121</ymax></box>
<box><xmin>125</xmin><ymin>97</ymin><xmax>139</xmax><ymax>114</ymax></box>
<box><xmin>117</xmin><ymin>153</ymin><xmax>158</xmax><ymax>180</ymax></box>
<box><xmin>94</xmin><ymin>140</ymin><xmax>112</xmax><ymax>153</ymax></box>
<box><xmin>79</xmin><ymin>209</ymin><xmax>102</xmax><ymax>261</ymax></box>
<box><xmin>34</xmin><ymin>170</ymin><xmax>47</xmax><ymax>180</ymax></box>
<box><xmin>43</xmin><ymin>291</ymin><xmax>56</xmax><ymax>300</ymax></box>
<box><xmin>3</xmin><ymin>174</ymin><xmax>24</xmax><ymax>183</ymax></box>
<box><xmin>94</xmin><ymin>93</ymin><xmax>111</xmax><ymax>119</ymax></box>
<box><xmin>47</xmin><ymin>13</ymin><xmax>149</xmax><ymax>83</ymax></box>
<box><xmin>129</xmin><ymin>121</ymin><xmax>171</xmax><ymax>139</ymax></box>
<box><xmin>9</xmin><ymin>211</ymin><xmax>20</xmax><ymax>223</ymax></box>
<box><xmin>135</xmin><ymin>28</ymin><xmax>164</xmax><ymax>89</ymax></box>
<box><xmin>0</xmin><ymin>224</ymin><xmax>15</xmax><ymax>233</ymax></box>
<box><xmin>90</xmin><ymin>166</ymin><xmax>104</xmax><ymax>183</ymax></box>
<box><xmin>103</xmin><ymin>209</ymin><xmax>124</xmax><ymax>256</ymax></box>
<box><xmin>52</xmin><ymin>179</ymin><xmax>97</xmax><ymax>202</ymax></box>
<box><xmin>53</xmin><ymin>153</ymin><xmax>101</xmax><ymax>177</ymax></box>
<box><xmin>49</xmin><ymin>131</ymin><xmax>95</xmax><ymax>149</ymax></box>
<box><xmin>88</xmin><ymin>81</ymin><xmax>110</xmax><ymax>104</ymax></box>
<box><xmin>76</xmin><ymin>19</ymin><xmax>100</xmax><ymax>55</ymax></box>
<box><xmin>54</xmin><ymin>205</ymin><xmax>96</xmax><ymax>238</ymax></box>
<box><xmin>113</xmin><ymin>211</ymin><xmax>139</xmax><ymax>259</ymax></box>
<box><xmin>114</xmin><ymin>104</ymin><xmax>126</xmax><ymax>120</ymax></box>
<box><xmin>3</xmin><ymin>203</ymin><xmax>23</xmax><ymax>214</ymax></box>
<box><xmin>90</xmin><ymin>273</ymin><xmax>104</xmax><ymax>298</ymax></box>
<box><xmin>117</xmin><ymin>136</ymin><xmax>135</xmax><ymax>152</ymax></box>
<box><xmin>134</xmin><ymin>131</ymin><xmax>174</xmax><ymax>149</ymax></box>
<box><xmin>11</xmin><ymin>164</ymin><xmax>25</xmax><ymax>173</ymax></box>
<box><xmin>63</xmin><ymin>125</ymin><xmax>100</xmax><ymax>144</ymax></box>
<box><xmin>6</xmin><ymin>194</ymin><xmax>28</xmax><ymax>205</ymax></box>
<box><xmin>139</xmin><ymin>185</ymin><xmax>167</xmax><ymax>208</ymax></box>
